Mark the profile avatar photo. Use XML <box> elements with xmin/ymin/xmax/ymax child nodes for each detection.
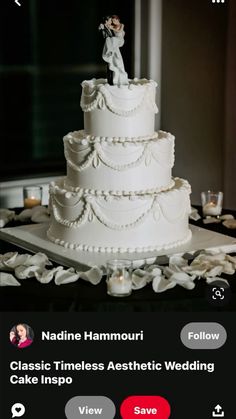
<box><xmin>10</xmin><ymin>323</ymin><xmax>34</xmax><ymax>349</ymax></box>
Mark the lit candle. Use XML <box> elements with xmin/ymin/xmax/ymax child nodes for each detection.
<box><xmin>24</xmin><ymin>197</ymin><xmax>41</xmax><ymax>209</ymax></box>
<box><xmin>23</xmin><ymin>186</ymin><xmax>42</xmax><ymax>209</ymax></box>
<box><xmin>107</xmin><ymin>274</ymin><xmax>132</xmax><ymax>297</ymax></box>
<box><xmin>203</xmin><ymin>202</ymin><xmax>222</xmax><ymax>216</ymax></box>
<box><xmin>201</xmin><ymin>191</ymin><xmax>223</xmax><ymax>217</ymax></box>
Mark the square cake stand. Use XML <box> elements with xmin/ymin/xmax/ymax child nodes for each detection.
<box><xmin>1</xmin><ymin>223</ymin><xmax>236</xmax><ymax>270</ymax></box>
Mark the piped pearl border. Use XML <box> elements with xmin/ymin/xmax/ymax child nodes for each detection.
<box><xmin>64</xmin><ymin>130</ymin><xmax>161</xmax><ymax>145</ymax></box>
<box><xmin>51</xmin><ymin>178</ymin><xmax>176</xmax><ymax>198</ymax></box>
<box><xmin>47</xmin><ymin>229</ymin><xmax>192</xmax><ymax>254</ymax></box>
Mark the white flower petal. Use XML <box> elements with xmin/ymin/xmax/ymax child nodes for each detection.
<box><xmin>78</xmin><ymin>267</ymin><xmax>103</xmax><ymax>285</ymax></box>
<box><xmin>221</xmin><ymin>261</ymin><xmax>235</xmax><ymax>275</ymax></box>
<box><xmin>220</xmin><ymin>214</ymin><xmax>234</xmax><ymax>221</ymax></box>
<box><xmin>55</xmin><ymin>267</ymin><xmax>79</xmax><ymax>285</ymax></box>
<box><xmin>203</xmin><ymin>265</ymin><xmax>223</xmax><ymax>278</ymax></box>
<box><xmin>203</xmin><ymin>217</ymin><xmax>221</xmax><ymax>224</ymax></box>
<box><xmin>15</xmin><ymin>209</ymin><xmax>32</xmax><ymax>222</ymax></box>
<box><xmin>222</xmin><ymin>219</ymin><xmax>236</xmax><ymax>229</ymax></box>
<box><xmin>2</xmin><ymin>253</ymin><xmax>30</xmax><ymax>269</ymax></box>
<box><xmin>195</xmin><ymin>252</ymin><xmax>226</xmax><ymax>262</ymax></box>
<box><xmin>182</xmin><ymin>265</ymin><xmax>207</xmax><ymax>276</ymax></box>
<box><xmin>0</xmin><ymin>272</ymin><xmax>21</xmax><ymax>286</ymax></box>
<box><xmin>0</xmin><ymin>209</ymin><xmax>15</xmax><ymax>227</ymax></box>
<box><xmin>169</xmin><ymin>255</ymin><xmax>188</xmax><ymax>268</ymax></box>
<box><xmin>131</xmin><ymin>269</ymin><xmax>151</xmax><ymax>290</ymax></box>
<box><xmin>170</xmin><ymin>271</ymin><xmax>194</xmax><ymax>288</ymax></box>
<box><xmin>226</xmin><ymin>255</ymin><xmax>236</xmax><ymax>269</ymax></box>
<box><xmin>15</xmin><ymin>265</ymin><xmax>42</xmax><ymax>279</ymax></box>
<box><xmin>35</xmin><ymin>266</ymin><xmax>63</xmax><ymax>284</ymax></box>
<box><xmin>206</xmin><ymin>277</ymin><xmax>229</xmax><ymax>285</ymax></box>
<box><xmin>25</xmin><ymin>253</ymin><xmax>52</xmax><ymax>269</ymax></box>
<box><xmin>145</xmin><ymin>266</ymin><xmax>162</xmax><ymax>282</ymax></box>
<box><xmin>163</xmin><ymin>266</ymin><xmax>172</xmax><ymax>278</ymax></box>
<box><xmin>152</xmin><ymin>276</ymin><xmax>176</xmax><ymax>293</ymax></box>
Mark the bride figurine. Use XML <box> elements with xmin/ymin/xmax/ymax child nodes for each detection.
<box><xmin>99</xmin><ymin>15</ymin><xmax>129</xmax><ymax>85</ymax></box>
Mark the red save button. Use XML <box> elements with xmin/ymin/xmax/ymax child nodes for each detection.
<box><xmin>120</xmin><ymin>396</ymin><xmax>171</xmax><ymax>418</ymax></box>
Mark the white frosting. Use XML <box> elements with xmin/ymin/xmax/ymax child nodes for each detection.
<box><xmin>47</xmin><ymin>78</ymin><xmax>192</xmax><ymax>254</ymax></box>
<box><xmin>63</xmin><ymin>130</ymin><xmax>175</xmax><ymax>192</ymax></box>
<box><xmin>81</xmin><ymin>78</ymin><xmax>158</xmax><ymax>137</ymax></box>
<box><xmin>48</xmin><ymin>178</ymin><xmax>192</xmax><ymax>253</ymax></box>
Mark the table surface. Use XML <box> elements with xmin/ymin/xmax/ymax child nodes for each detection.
<box><xmin>1</xmin><ymin>208</ymin><xmax>236</xmax><ymax>312</ymax></box>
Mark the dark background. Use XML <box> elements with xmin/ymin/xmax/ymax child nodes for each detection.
<box><xmin>0</xmin><ymin>0</ymin><xmax>134</xmax><ymax>180</ymax></box>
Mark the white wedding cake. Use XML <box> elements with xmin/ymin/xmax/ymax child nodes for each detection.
<box><xmin>47</xmin><ymin>78</ymin><xmax>192</xmax><ymax>253</ymax></box>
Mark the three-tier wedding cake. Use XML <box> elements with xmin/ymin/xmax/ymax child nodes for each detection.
<box><xmin>47</xmin><ymin>77</ymin><xmax>192</xmax><ymax>253</ymax></box>
<box><xmin>47</xmin><ymin>14</ymin><xmax>191</xmax><ymax>254</ymax></box>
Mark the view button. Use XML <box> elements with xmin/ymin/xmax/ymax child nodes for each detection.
<box><xmin>65</xmin><ymin>396</ymin><xmax>116</xmax><ymax>419</ymax></box>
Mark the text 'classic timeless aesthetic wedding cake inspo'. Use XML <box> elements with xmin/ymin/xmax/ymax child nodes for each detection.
<box><xmin>47</xmin><ymin>15</ymin><xmax>192</xmax><ymax>254</ymax></box>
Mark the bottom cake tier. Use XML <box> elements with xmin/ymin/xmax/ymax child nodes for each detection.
<box><xmin>47</xmin><ymin>177</ymin><xmax>192</xmax><ymax>253</ymax></box>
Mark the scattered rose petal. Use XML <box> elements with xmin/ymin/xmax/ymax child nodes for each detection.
<box><xmin>0</xmin><ymin>248</ymin><xmax>235</xmax><ymax>293</ymax></box>
<box><xmin>222</xmin><ymin>219</ymin><xmax>236</xmax><ymax>229</ymax></box>
<box><xmin>0</xmin><ymin>272</ymin><xmax>21</xmax><ymax>286</ymax></box>
<box><xmin>152</xmin><ymin>276</ymin><xmax>176</xmax><ymax>293</ymax></box>
<box><xmin>220</xmin><ymin>214</ymin><xmax>234</xmax><ymax>221</ymax></box>
<box><xmin>169</xmin><ymin>272</ymin><xmax>196</xmax><ymax>290</ymax></box>
<box><xmin>25</xmin><ymin>253</ymin><xmax>52</xmax><ymax>269</ymax></box>
<box><xmin>55</xmin><ymin>267</ymin><xmax>79</xmax><ymax>285</ymax></box>
<box><xmin>35</xmin><ymin>266</ymin><xmax>63</xmax><ymax>284</ymax></box>
<box><xmin>145</xmin><ymin>266</ymin><xmax>162</xmax><ymax>282</ymax></box>
<box><xmin>31</xmin><ymin>205</ymin><xmax>44</xmax><ymax>214</ymax></box>
<box><xmin>0</xmin><ymin>209</ymin><xmax>15</xmax><ymax>227</ymax></box>
<box><xmin>31</xmin><ymin>207</ymin><xmax>50</xmax><ymax>223</ymax></box>
<box><xmin>15</xmin><ymin>265</ymin><xmax>42</xmax><ymax>279</ymax></box>
<box><xmin>169</xmin><ymin>255</ymin><xmax>188</xmax><ymax>268</ymax></box>
<box><xmin>206</xmin><ymin>277</ymin><xmax>229</xmax><ymax>285</ymax></box>
<box><xmin>226</xmin><ymin>255</ymin><xmax>236</xmax><ymax>269</ymax></box>
<box><xmin>203</xmin><ymin>217</ymin><xmax>221</xmax><ymax>224</ymax></box>
<box><xmin>184</xmin><ymin>268</ymin><xmax>207</xmax><ymax>277</ymax></box>
<box><xmin>1</xmin><ymin>253</ymin><xmax>31</xmax><ymax>270</ymax></box>
<box><xmin>15</xmin><ymin>209</ymin><xmax>33</xmax><ymax>222</ymax></box>
<box><xmin>78</xmin><ymin>266</ymin><xmax>103</xmax><ymax>285</ymax></box>
<box><xmin>203</xmin><ymin>252</ymin><xmax>227</xmax><ymax>261</ymax></box>
<box><xmin>206</xmin><ymin>265</ymin><xmax>223</xmax><ymax>277</ymax></box>
<box><xmin>132</xmin><ymin>269</ymin><xmax>152</xmax><ymax>290</ymax></box>
<box><xmin>0</xmin><ymin>252</ymin><xmax>17</xmax><ymax>269</ymax></box>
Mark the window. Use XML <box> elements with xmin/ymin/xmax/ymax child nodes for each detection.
<box><xmin>0</xmin><ymin>0</ymin><xmax>135</xmax><ymax>181</ymax></box>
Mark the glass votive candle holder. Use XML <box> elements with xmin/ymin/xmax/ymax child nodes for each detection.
<box><xmin>201</xmin><ymin>191</ymin><xmax>223</xmax><ymax>217</ymax></box>
<box><xmin>106</xmin><ymin>259</ymin><xmax>132</xmax><ymax>297</ymax></box>
<box><xmin>23</xmin><ymin>186</ymin><xmax>42</xmax><ymax>209</ymax></box>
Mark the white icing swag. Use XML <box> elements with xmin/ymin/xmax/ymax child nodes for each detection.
<box><xmin>1</xmin><ymin>250</ymin><xmax>235</xmax><ymax>293</ymax></box>
<box><xmin>81</xmin><ymin>79</ymin><xmax>158</xmax><ymax>116</ymax></box>
<box><xmin>64</xmin><ymin>132</ymin><xmax>174</xmax><ymax>173</ymax></box>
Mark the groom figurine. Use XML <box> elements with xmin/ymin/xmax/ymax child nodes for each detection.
<box><xmin>99</xmin><ymin>15</ymin><xmax>114</xmax><ymax>85</ymax></box>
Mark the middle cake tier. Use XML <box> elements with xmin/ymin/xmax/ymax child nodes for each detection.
<box><xmin>64</xmin><ymin>130</ymin><xmax>175</xmax><ymax>193</ymax></box>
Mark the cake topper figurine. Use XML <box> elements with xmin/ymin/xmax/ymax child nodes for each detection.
<box><xmin>99</xmin><ymin>15</ymin><xmax>128</xmax><ymax>86</ymax></box>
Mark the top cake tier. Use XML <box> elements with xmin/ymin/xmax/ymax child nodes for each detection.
<box><xmin>81</xmin><ymin>78</ymin><xmax>158</xmax><ymax>138</ymax></box>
